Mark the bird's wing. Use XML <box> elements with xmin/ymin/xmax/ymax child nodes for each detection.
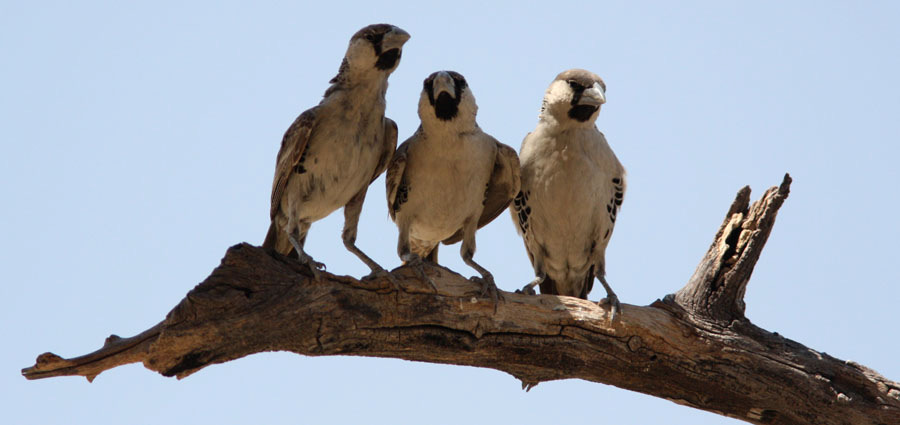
<box><xmin>601</xmin><ymin>172</ymin><xmax>626</xmax><ymax>236</ymax></box>
<box><xmin>385</xmin><ymin>134</ymin><xmax>412</xmax><ymax>221</ymax></box>
<box><xmin>593</xmin><ymin>132</ymin><xmax>626</xmax><ymax>233</ymax></box>
<box><xmin>479</xmin><ymin>140</ymin><xmax>522</xmax><ymax>228</ymax></box>
<box><xmin>270</xmin><ymin>107</ymin><xmax>318</xmax><ymax>220</ymax></box>
<box><xmin>509</xmin><ymin>132</ymin><xmax>533</xmax><ymax>237</ymax></box>
<box><xmin>443</xmin><ymin>138</ymin><xmax>521</xmax><ymax>244</ymax></box>
<box><xmin>371</xmin><ymin>117</ymin><xmax>398</xmax><ymax>183</ymax></box>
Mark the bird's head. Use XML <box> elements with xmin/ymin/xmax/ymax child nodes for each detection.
<box><xmin>342</xmin><ymin>24</ymin><xmax>410</xmax><ymax>77</ymax></box>
<box><xmin>418</xmin><ymin>70</ymin><xmax>478</xmax><ymax>129</ymax></box>
<box><xmin>539</xmin><ymin>69</ymin><xmax>606</xmax><ymax>125</ymax></box>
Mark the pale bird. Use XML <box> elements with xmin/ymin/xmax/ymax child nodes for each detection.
<box><xmin>511</xmin><ymin>69</ymin><xmax>626</xmax><ymax>319</ymax></box>
<box><xmin>386</xmin><ymin>70</ymin><xmax>520</xmax><ymax>303</ymax></box>
<box><xmin>263</xmin><ymin>24</ymin><xmax>410</xmax><ymax>282</ymax></box>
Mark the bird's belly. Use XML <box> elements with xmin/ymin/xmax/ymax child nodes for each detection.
<box><xmin>531</xmin><ymin>163</ymin><xmax>601</xmax><ymax>227</ymax></box>
<box><xmin>287</xmin><ymin>130</ymin><xmax>381</xmax><ymax>221</ymax></box>
<box><xmin>525</xmin><ymin>162</ymin><xmax>603</xmax><ymax>276</ymax></box>
<box><xmin>406</xmin><ymin>200</ymin><xmax>471</xmax><ymax>242</ymax></box>
<box><xmin>404</xmin><ymin>164</ymin><xmax>485</xmax><ymax>242</ymax></box>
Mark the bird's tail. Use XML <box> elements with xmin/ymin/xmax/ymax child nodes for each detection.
<box><xmin>263</xmin><ymin>222</ymin><xmax>297</xmax><ymax>258</ymax></box>
<box><xmin>579</xmin><ymin>266</ymin><xmax>595</xmax><ymax>299</ymax></box>
<box><xmin>538</xmin><ymin>276</ymin><xmax>558</xmax><ymax>296</ymax></box>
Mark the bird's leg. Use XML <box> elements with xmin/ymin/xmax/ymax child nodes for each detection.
<box><xmin>516</xmin><ymin>274</ymin><xmax>544</xmax><ymax>296</ymax></box>
<box><xmin>288</xmin><ymin>222</ymin><xmax>324</xmax><ymax>281</ymax></box>
<box><xmin>397</xmin><ymin>225</ymin><xmax>437</xmax><ymax>292</ymax></box>
<box><xmin>343</xmin><ymin>189</ymin><xmax>398</xmax><ymax>286</ymax></box>
<box><xmin>596</xmin><ymin>264</ymin><xmax>621</xmax><ymax>321</ymax></box>
<box><xmin>463</xmin><ymin>253</ymin><xmax>500</xmax><ymax>302</ymax></box>
<box><xmin>460</xmin><ymin>221</ymin><xmax>503</xmax><ymax>309</ymax></box>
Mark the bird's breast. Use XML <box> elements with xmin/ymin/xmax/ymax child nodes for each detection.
<box><xmin>401</xmin><ymin>138</ymin><xmax>493</xmax><ymax>241</ymax></box>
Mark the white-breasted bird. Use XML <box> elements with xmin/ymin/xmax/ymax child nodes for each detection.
<box><xmin>263</xmin><ymin>24</ymin><xmax>410</xmax><ymax>281</ymax></box>
<box><xmin>386</xmin><ymin>71</ymin><xmax>520</xmax><ymax>301</ymax></box>
<box><xmin>511</xmin><ymin>69</ymin><xmax>626</xmax><ymax>319</ymax></box>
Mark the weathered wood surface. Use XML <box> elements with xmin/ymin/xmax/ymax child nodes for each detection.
<box><xmin>676</xmin><ymin>175</ymin><xmax>792</xmax><ymax>322</ymax></box>
<box><xmin>22</xmin><ymin>175</ymin><xmax>900</xmax><ymax>425</ymax></box>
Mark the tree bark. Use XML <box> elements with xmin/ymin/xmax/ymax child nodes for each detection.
<box><xmin>22</xmin><ymin>174</ymin><xmax>900</xmax><ymax>425</ymax></box>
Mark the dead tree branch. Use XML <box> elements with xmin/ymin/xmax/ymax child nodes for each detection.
<box><xmin>22</xmin><ymin>174</ymin><xmax>900</xmax><ymax>425</ymax></box>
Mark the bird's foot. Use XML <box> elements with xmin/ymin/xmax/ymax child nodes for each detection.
<box><xmin>471</xmin><ymin>273</ymin><xmax>503</xmax><ymax>311</ymax></box>
<box><xmin>515</xmin><ymin>276</ymin><xmax>543</xmax><ymax>296</ymax></box>
<box><xmin>403</xmin><ymin>255</ymin><xmax>438</xmax><ymax>293</ymax></box>
<box><xmin>515</xmin><ymin>286</ymin><xmax>537</xmax><ymax>296</ymax></box>
<box><xmin>362</xmin><ymin>266</ymin><xmax>401</xmax><ymax>290</ymax></box>
<box><xmin>598</xmin><ymin>294</ymin><xmax>621</xmax><ymax>321</ymax></box>
<box><xmin>298</xmin><ymin>253</ymin><xmax>326</xmax><ymax>281</ymax></box>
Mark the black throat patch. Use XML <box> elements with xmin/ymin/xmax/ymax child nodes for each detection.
<box><xmin>434</xmin><ymin>92</ymin><xmax>458</xmax><ymax>120</ymax></box>
<box><xmin>376</xmin><ymin>48</ymin><xmax>401</xmax><ymax>70</ymax></box>
<box><xmin>568</xmin><ymin>105</ymin><xmax>598</xmax><ymax>122</ymax></box>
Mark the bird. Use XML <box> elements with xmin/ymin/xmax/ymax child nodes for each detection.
<box><xmin>386</xmin><ymin>70</ymin><xmax>520</xmax><ymax>302</ymax></box>
<box><xmin>510</xmin><ymin>69</ymin><xmax>626</xmax><ymax>319</ymax></box>
<box><xmin>263</xmin><ymin>24</ymin><xmax>410</xmax><ymax>282</ymax></box>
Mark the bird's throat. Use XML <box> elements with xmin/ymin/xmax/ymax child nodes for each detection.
<box><xmin>434</xmin><ymin>92</ymin><xmax>459</xmax><ymax>121</ymax></box>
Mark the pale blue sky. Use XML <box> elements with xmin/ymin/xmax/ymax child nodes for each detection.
<box><xmin>3</xmin><ymin>1</ymin><xmax>899</xmax><ymax>424</ymax></box>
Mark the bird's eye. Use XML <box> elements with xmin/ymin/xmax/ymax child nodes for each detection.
<box><xmin>365</xmin><ymin>34</ymin><xmax>375</xmax><ymax>41</ymax></box>
<box><xmin>568</xmin><ymin>81</ymin><xmax>583</xmax><ymax>90</ymax></box>
<box><xmin>447</xmin><ymin>72</ymin><xmax>467</xmax><ymax>89</ymax></box>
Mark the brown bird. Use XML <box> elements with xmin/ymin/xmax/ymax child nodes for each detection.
<box><xmin>263</xmin><ymin>24</ymin><xmax>410</xmax><ymax>281</ymax></box>
<box><xmin>386</xmin><ymin>70</ymin><xmax>520</xmax><ymax>301</ymax></box>
<box><xmin>511</xmin><ymin>69</ymin><xmax>626</xmax><ymax>319</ymax></box>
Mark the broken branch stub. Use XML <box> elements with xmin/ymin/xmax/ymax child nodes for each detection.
<box><xmin>675</xmin><ymin>173</ymin><xmax>792</xmax><ymax>322</ymax></box>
